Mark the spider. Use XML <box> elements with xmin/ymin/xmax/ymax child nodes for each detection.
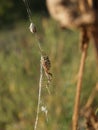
<box><xmin>41</xmin><ymin>54</ymin><xmax>52</xmax><ymax>80</ymax></box>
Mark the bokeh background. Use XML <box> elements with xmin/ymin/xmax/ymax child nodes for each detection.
<box><xmin>0</xmin><ymin>0</ymin><xmax>98</xmax><ymax>130</ymax></box>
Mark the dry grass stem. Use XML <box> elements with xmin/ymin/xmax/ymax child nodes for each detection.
<box><xmin>85</xmin><ymin>83</ymin><xmax>98</xmax><ymax>109</ymax></box>
<box><xmin>72</xmin><ymin>28</ymin><xmax>89</xmax><ymax>130</ymax></box>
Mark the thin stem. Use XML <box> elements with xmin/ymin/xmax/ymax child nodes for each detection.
<box><xmin>34</xmin><ymin>58</ymin><xmax>43</xmax><ymax>130</ymax></box>
<box><xmin>85</xmin><ymin>83</ymin><xmax>98</xmax><ymax>108</ymax></box>
<box><xmin>35</xmin><ymin>34</ymin><xmax>43</xmax><ymax>54</ymax></box>
<box><xmin>72</xmin><ymin>44</ymin><xmax>88</xmax><ymax>130</ymax></box>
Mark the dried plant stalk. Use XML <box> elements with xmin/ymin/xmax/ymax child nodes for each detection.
<box><xmin>83</xmin><ymin>107</ymin><xmax>98</xmax><ymax>130</ymax></box>
<box><xmin>72</xmin><ymin>28</ymin><xmax>89</xmax><ymax>130</ymax></box>
<box><xmin>72</xmin><ymin>44</ymin><xmax>88</xmax><ymax>130</ymax></box>
<box><xmin>85</xmin><ymin>83</ymin><xmax>98</xmax><ymax>109</ymax></box>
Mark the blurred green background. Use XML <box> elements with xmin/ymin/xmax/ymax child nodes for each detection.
<box><xmin>0</xmin><ymin>0</ymin><xmax>98</xmax><ymax>130</ymax></box>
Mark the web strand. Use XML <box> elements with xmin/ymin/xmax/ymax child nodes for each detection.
<box><xmin>34</xmin><ymin>58</ymin><xmax>43</xmax><ymax>130</ymax></box>
<box><xmin>22</xmin><ymin>0</ymin><xmax>32</xmax><ymax>23</ymax></box>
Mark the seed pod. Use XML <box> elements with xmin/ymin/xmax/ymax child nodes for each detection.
<box><xmin>29</xmin><ymin>22</ymin><xmax>37</xmax><ymax>33</ymax></box>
